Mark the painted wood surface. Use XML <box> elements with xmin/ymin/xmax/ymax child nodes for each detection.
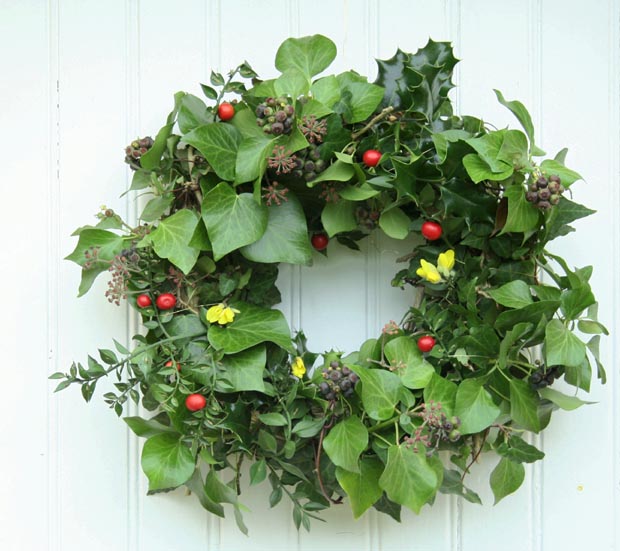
<box><xmin>1</xmin><ymin>1</ymin><xmax>618</xmax><ymax>549</ymax></box>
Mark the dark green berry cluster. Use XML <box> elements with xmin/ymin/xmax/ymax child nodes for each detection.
<box><xmin>407</xmin><ymin>401</ymin><xmax>462</xmax><ymax>453</ymax></box>
<box><xmin>318</xmin><ymin>361</ymin><xmax>360</xmax><ymax>400</ymax></box>
<box><xmin>124</xmin><ymin>136</ymin><xmax>154</xmax><ymax>170</ymax></box>
<box><xmin>255</xmin><ymin>96</ymin><xmax>295</xmax><ymax>135</ymax></box>
<box><xmin>355</xmin><ymin>206</ymin><xmax>380</xmax><ymax>230</ymax></box>
<box><xmin>529</xmin><ymin>365</ymin><xmax>561</xmax><ymax>389</ymax></box>
<box><xmin>292</xmin><ymin>144</ymin><xmax>326</xmax><ymax>182</ymax></box>
<box><xmin>525</xmin><ymin>174</ymin><xmax>564</xmax><ymax>209</ymax></box>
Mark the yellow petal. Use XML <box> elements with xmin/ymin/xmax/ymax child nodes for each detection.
<box><xmin>418</xmin><ymin>259</ymin><xmax>443</xmax><ymax>283</ymax></box>
<box><xmin>292</xmin><ymin>356</ymin><xmax>306</xmax><ymax>378</ymax></box>
<box><xmin>220</xmin><ymin>307</ymin><xmax>235</xmax><ymax>324</ymax></box>
<box><xmin>438</xmin><ymin>249</ymin><xmax>455</xmax><ymax>271</ymax></box>
<box><xmin>206</xmin><ymin>304</ymin><xmax>225</xmax><ymax>323</ymax></box>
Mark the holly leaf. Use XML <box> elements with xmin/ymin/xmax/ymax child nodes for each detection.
<box><xmin>241</xmin><ymin>193</ymin><xmax>312</xmax><ymax>265</ymax></box>
<box><xmin>207</xmin><ymin>302</ymin><xmax>293</xmax><ymax>354</ymax></box>
<box><xmin>379</xmin><ymin>444</ymin><xmax>438</xmax><ymax>513</ymax></box>
<box><xmin>374</xmin><ymin>48</ymin><xmax>423</xmax><ymax>110</ymax></box>
<box><xmin>202</xmin><ymin>183</ymin><xmax>268</xmax><ymax>260</ymax></box>
<box><xmin>384</xmin><ymin>336</ymin><xmax>434</xmax><ymax>389</ymax></box>
<box><xmin>454</xmin><ymin>379</ymin><xmax>501</xmax><ymax>434</ymax></box>
<box><xmin>218</xmin><ymin>345</ymin><xmax>267</xmax><ymax>393</ymax></box>
<box><xmin>323</xmin><ymin>415</ymin><xmax>368</xmax><ymax>473</ymax></box>
<box><xmin>490</xmin><ymin>457</ymin><xmax>525</xmax><ymax>504</ymax></box>
<box><xmin>141</xmin><ymin>433</ymin><xmax>195</xmax><ymax>492</ymax></box>
<box><xmin>440</xmin><ymin>178</ymin><xmax>497</xmax><ymax>224</ymax></box>
<box><xmin>350</xmin><ymin>366</ymin><xmax>402</xmax><ymax>421</ymax></box>
<box><xmin>336</xmin><ymin>458</ymin><xmax>384</xmax><ymax>518</ymax></box>
<box><xmin>183</xmin><ymin>122</ymin><xmax>241</xmax><ymax>181</ymax></box>
<box><xmin>275</xmin><ymin>34</ymin><xmax>337</xmax><ymax>79</ymax></box>
<box><xmin>149</xmin><ymin>209</ymin><xmax>200</xmax><ymax>274</ymax></box>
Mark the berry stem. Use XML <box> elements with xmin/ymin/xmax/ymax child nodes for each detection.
<box><xmin>351</xmin><ymin>106</ymin><xmax>395</xmax><ymax>141</ymax></box>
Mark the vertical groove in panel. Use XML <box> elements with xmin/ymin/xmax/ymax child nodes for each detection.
<box><xmin>366</xmin><ymin>2</ymin><xmax>380</xmax><ymax>548</ymax></box>
<box><xmin>609</xmin><ymin>1</ymin><xmax>620</xmax><ymax>550</ymax></box>
<box><xmin>286</xmin><ymin>0</ymin><xmax>300</xmax><ymax>36</ymax></box>
<box><xmin>125</xmin><ymin>1</ymin><xmax>141</xmax><ymax>550</ymax></box>
<box><xmin>528</xmin><ymin>3</ymin><xmax>544</xmax><ymax>550</ymax></box>
<box><xmin>205</xmin><ymin>2</ymin><xmax>222</xmax><ymax>549</ymax></box>
<box><xmin>446</xmin><ymin>2</ymin><xmax>462</xmax><ymax>549</ymax></box>
<box><xmin>47</xmin><ymin>0</ymin><xmax>61</xmax><ymax>549</ymax></box>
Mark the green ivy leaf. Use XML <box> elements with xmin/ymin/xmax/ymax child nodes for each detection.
<box><xmin>496</xmin><ymin>434</ymin><xmax>545</xmax><ymax>463</ymax></box>
<box><xmin>488</xmin><ymin>280</ymin><xmax>533</xmax><ymax>309</ymax></box>
<box><xmin>307</xmin><ymin>160</ymin><xmax>355</xmax><ymax>187</ymax></box>
<box><xmin>423</xmin><ymin>374</ymin><xmax>457</xmax><ymax>416</ymax></box>
<box><xmin>544</xmin><ymin>197</ymin><xmax>595</xmax><ymax>242</ymax></box>
<box><xmin>538</xmin><ymin>387</ymin><xmax>595</xmax><ymax>410</ymax></box>
<box><xmin>202</xmin><ymin>183</ymin><xmax>268</xmax><ymax>260</ymax></box>
<box><xmin>310</xmin><ymin>75</ymin><xmax>341</xmax><ymax>107</ymax></box>
<box><xmin>207</xmin><ymin>302</ymin><xmax>292</xmax><ymax>354</ymax></box>
<box><xmin>140</xmin><ymin>122</ymin><xmax>174</xmax><ymax>170</ymax></box>
<box><xmin>323</xmin><ymin>415</ymin><xmax>368</xmax><ymax>473</ymax></box>
<box><xmin>141</xmin><ymin>433</ymin><xmax>195</xmax><ymax>492</ymax></box>
<box><xmin>508</xmin><ymin>379</ymin><xmax>541</xmax><ymax>433</ymax></box>
<box><xmin>454</xmin><ymin>379</ymin><xmax>500</xmax><ymax>435</ymax></box>
<box><xmin>490</xmin><ymin>457</ymin><xmax>525</xmax><ymax>504</ymax></box>
<box><xmin>540</xmin><ymin>159</ymin><xmax>582</xmax><ymax>187</ymax></box>
<box><xmin>275</xmin><ymin>34</ymin><xmax>337</xmax><ymax>79</ymax></box>
<box><xmin>241</xmin><ymin>194</ymin><xmax>312</xmax><ymax>265</ymax></box>
<box><xmin>321</xmin><ymin>200</ymin><xmax>357</xmax><ymax>237</ymax></box>
<box><xmin>334</xmin><ymin>77</ymin><xmax>384</xmax><ymax>124</ymax></box>
<box><xmin>149</xmin><ymin>209</ymin><xmax>200</xmax><ymax>274</ymax></box>
<box><xmin>350</xmin><ymin>366</ymin><xmax>402</xmax><ymax>421</ymax></box>
<box><xmin>218</xmin><ymin>345</ymin><xmax>267</xmax><ymax>393</ymax></box>
<box><xmin>497</xmin><ymin>130</ymin><xmax>529</xmax><ymax>169</ymax></box>
<box><xmin>235</xmin><ymin>135</ymin><xmax>276</xmax><ymax>184</ymax></box>
<box><xmin>378</xmin><ymin>444</ymin><xmax>438</xmax><ymax>513</ymax></box>
<box><xmin>336</xmin><ymin>458</ymin><xmax>384</xmax><ymax>518</ymax></box>
<box><xmin>494</xmin><ymin>90</ymin><xmax>544</xmax><ymax>156</ymax></box>
<box><xmin>178</xmin><ymin>94</ymin><xmax>210</xmax><ymax>133</ymax></box>
<box><xmin>274</xmin><ymin>68</ymin><xmax>310</xmax><ymax>98</ymax></box>
<box><xmin>124</xmin><ymin>416</ymin><xmax>177</xmax><ymax>438</ymax></box>
<box><xmin>545</xmin><ymin>319</ymin><xmax>586</xmax><ymax>367</ymax></box>
<box><xmin>439</xmin><ymin>469</ymin><xmax>482</xmax><ymax>504</ymax></box>
<box><xmin>384</xmin><ymin>336</ymin><xmax>434</xmax><ymax>389</ymax></box>
<box><xmin>379</xmin><ymin>207</ymin><xmax>411</xmax><ymax>239</ymax></box>
<box><xmin>501</xmin><ymin>184</ymin><xmax>540</xmax><ymax>234</ymax></box>
<box><xmin>183</xmin><ymin>123</ymin><xmax>241</xmax><ymax>181</ymax></box>
<box><xmin>495</xmin><ymin>300</ymin><xmax>560</xmax><ymax>333</ymax></box>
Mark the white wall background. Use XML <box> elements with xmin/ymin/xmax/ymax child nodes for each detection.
<box><xmin>2</xmin><ymin>1</ymin><xmax>619</xmax><ymax>549</ymax></box>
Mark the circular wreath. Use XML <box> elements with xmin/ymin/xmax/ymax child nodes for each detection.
<box><xmin>55</xmin><ymin>35</ymin><xmax>607</xmax><ymax>532</ymax></box>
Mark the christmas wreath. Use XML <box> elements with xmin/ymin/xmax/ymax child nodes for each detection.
<box><xmin>54</xmin><ymin>35</ymin><xmax>607</xmax><ymax>532</ymax></box>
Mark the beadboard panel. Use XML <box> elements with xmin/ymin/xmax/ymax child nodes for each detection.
<box><xmin>1</xmin><ymin>1</ymin><xmax>617</xmax><ymax>550</ymax></box>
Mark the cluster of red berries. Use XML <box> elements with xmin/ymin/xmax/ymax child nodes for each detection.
<box><xmin>136</xmin><ymin>292</ymin><xmax>176</xmax><ymax>310</ymax></box>
<box><xmin>525</xmin><ymin>174</ymin><xmax>564</xmax><ymax>209</ymax></box>
<box><xmin>318</xmin><ymin>360</ymin><xmax>360</xmax><ymax>400</ymax></box>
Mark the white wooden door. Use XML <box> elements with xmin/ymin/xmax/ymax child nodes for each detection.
<box><xmin>2</xmin><ymin>1</ymin><xmax>619</xmax><ymax>549</ymax></box>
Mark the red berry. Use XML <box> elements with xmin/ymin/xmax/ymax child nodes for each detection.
<box><xmin>218</xmin><ymin>102</ymin><xmax>235</xmax><ymax>121</ymax></box>
<box><xmin>362</xmin><ymin>149</ymin><xmax>382</xmax><ymax>167</ymax></box>
<box><xmin>165</xmin><ymin>360</ymin><xmax>181</xmax><ymax>371</ymax></box>
<box><xmin>421</xmin><ymin>221</ymin><xmax>442</xmax><ymax>241</ymax></box>
<box><xmin>311</xmin><ymin>233</ymin><xmax>329</xmax><ymax>251</ymax></box>
<box><xmin>185</xmin><ymin>393</ymin><xmax>206</xmax><ymax>412</ymax></box>
<box><xmin>156</xmin><ymin>293</ymin><xmax>177</xmax><ymax>310</ymax></box>
<box><xmin>136</xmin><ymin>294</ymin><xmax>152</xmax><ymax>308</ymax></box>
<box><xmin>417</xmin><ymin>336</ymin><xmax>436</xmax><ymax>353</ymax></box>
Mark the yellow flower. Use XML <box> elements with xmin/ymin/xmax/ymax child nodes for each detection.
<box><xmin>206</xmin><ymin>303</ymin><xmax>239</xmax><ymax>325</ymax></box>
<box><xmin>416</xmin><ymin>259</ymin><xmax>443</xmax><ymax>284</ymax></box>
<box><xmin>437</xmin><ymin>249</ymin><xmax>455</xmax><ymax>278</ymax></box>
<box><xmin>291</xmin><ymin>356</ymin><xmax>306</xmax><ymax>378</ymax></box>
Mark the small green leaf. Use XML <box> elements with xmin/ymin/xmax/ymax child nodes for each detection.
<box><xmin>489</xmin><ymin>280</ymin><xmax>533</xmax><ymax>309</ymax></box>
<box><xmin>350</xmin><ymin>366</ymin><xmax>402</xmax><ymax>421</ymax></box>
<box><xmin>259</xmin><ymin>412</ymin><xmax>287</xmax><ymax>426</ymax></box>
<box><xmin>202</xmin><ymin>183</ymin><xmax>268</xmax><ymax>260</ymax></box>
<box><xmin>321</xmin><ymin>200</ymin><xmax>357</xmax><ymax>237</ymax></box>
<box><xmin>207</xmin><ymin>302</ymin><xmax>292</xmax><ymax>354</ymax></box>
<box><xmin>250</xmin><ymin>459</ymin><xmax>267</xmax><ymax>486</ymax></box>
<box><xmin>538</xmin><ymin>387</ymin><xmax>595</xmax><ymax>411</ymax></box>
<box><xmin>379</xmin><ymin>207</ymin><xmax>411</xmax><ymax>239</ymax></box>
<box><xmin>307</xmin><ymin>160</ymin><xmax>355</xmax><ymax>187</ymax></box>
<box><xmin>509</xmin><ymin>379</ymin><xmax>541</xmax><ymax>433</ymax></box>
<box><xmin>183</xmin><ymin>123</ymin><xmax>241</xmax><ymax>181</ymax></box>
<box><xmin>275</xmin><ymin>35</ymin><xmax>337</xmax><ymax>79</ymax></box>
<box><xmin>540</xmin><ymin>159</ymin><xmax>582</xmax><ymax>187</ymax></box>
<box><xmin>141</xmin><ymin>433</ymin><xmax>195</xmax><ymax>491</ymax></box>
<box><xmin>149</xmin><ymin>209</ymin><xmax>200</xmax><ymax>274</ymax></box>
<box><xmin>490</xmin><ymin>457</ymin><xmax>525</xmax><ymax>504</ymax></box>
<box><xmin>336</xmin><ymin>458</ymin><xmax>384</xmax><ymax>518</ymax></box>
<box><xmin>496</xmin><ymin>434</ymin><xmax>544</xmax><ymax>463</ymax></box>
<box><xmin>384</xmin><ymin>336</ymin><xmax>434</xmax><ymax>390</ymax></box>
<box><xmin>124</xmin><ymin>416</ymin><xmax>177</xmax><ymax>438</ymax></box>
<box><xmin>545</xmin><ymin>319</ymin><xmax>586</xmax><ymax>368</ymax></box>
<box><xmin>323</xmin><ymin>415</ymin><xmax>368</xmax><ymax>473</ymax></box>
<box><xmin>501</xmin><ymin>184</ymin><xmax>540</xmax><ymax>234</ymax></box>
<box><xmin>454</xmin><ymin>379</ymin><xmax>500</xmax><ymax>434</ymax></box>
<box><xmin>423</xmin><ymin>374</ymin><xmax>457</xmax><ymax>416</ymax></box>
<box><xmin>218</xmin><ymin>345</ymin><xmax>267</xmax><ymax>392</ymax></box>
<box><xmin>140</xmin><ymin>123</ymin><xmax>174</xmax><ymax>170</ymax></box>
<box><xmin>378</xmin><ymin>444</ymin><xmax>438</xmax><ymax>514</ymax></box>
